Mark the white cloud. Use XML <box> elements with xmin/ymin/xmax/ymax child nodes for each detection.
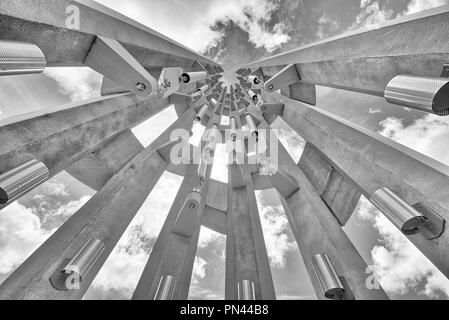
<box><xmin>256</xmin><ymin>192</ymin><xmax>296</xmax><ymax>269</ymax></box>
<box><xmin>96</xmin><ymin>0</ymin><xmax>290</xmax><ymax>53</ymax></box>
<box><xmin>44</xmin><ymin>67</ymin><xmax>102</xmax><ymax>102</ymax></box>
<box><xmin>402</xmin><ymin>0</ymin><xmax>448</xmax><ymax>15</ymax></box>
<box><xmin>352</xmin><ymin>1</ymin><xmax>393</xmax><ymax>28</ymax></box>
<box><xmin>379</xmin><ymin>115</ymin><xmax>449</xmax><ymax>166</ymax></box>
<box><xmin>356</xmin><ymin>197</ymin><xmax>449</xmax><ymax>298</ymax></box>
<box><xmin>192</xmin><ymin>256</ymin><xmax>208</xmax><ymax>283</ymax></box>
<box><xmin>198</xmin><ymin>227</ymin><xmax>224</xmax><ymax>249</ymax></box>
<box><xmin>0</xmin><ymin>202</ymin><xmax>53</xmax><ymax>274</ymax></box>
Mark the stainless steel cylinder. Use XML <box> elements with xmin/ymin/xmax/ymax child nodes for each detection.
<box><xmin>194</xmin><ymin>104</ymin><xmax>209</xmax><ymax>123</ymax></box>
<box><xmin>63</xmin><ymin>239</ymin><xmax>105</xmax><ymax>281</ymax></box>
<box><xmin>230</xmin><ymin>117</ymin><xmax>237</xmax><ymax>141</ymax></box>
<box><xmin>0</xmin><ymin>40</ymin><xmax>46</xmax><ymax>76</ymax></box>
<box><xmin>181</xmin><ymin>71</ymin><xmax>207</xmax><ymax>84</ymax></box>
<box><xmin>247</xmin><ymin>89</ymin><xmax>258</xmax><ymax>102</ymax></box>
<box><xmin>385</xmin><ymin>75</ymin><xmax>449</xmax><ymax>116</ymax></box>
<box><xmin>199</xmin><ymin>84</ymin><xmax>209</xmax><ymax>94</ymax></box>
<box><xmin>248</xmin><ymin>75</ymin><xmax>261</xmax><ymax>85</ymax></box>
<box><xmin>311</xmin><ymin>254</ymin><xmax>345</xmax><ymax>299</ymax></box>
<box><xmin>245</xmin><ymin>114</ymin><xmax>258</xmax><ymax>139</ymax></box>
<box><xmin>154</xmin><ymin>275</ymin><xmax>177</xmax><ymax>300</ymax></box>
<box><xmin>204</xmin><ymin>125</ymin><xmax>218</xmax><ymax>157</ymax></box>
<box><xmin>237</xmin><ymin>280</ymin><xmax>256</xmax><ymax>300</ymax></box>
<box><xmin>370</xmin><ymin>188</ymin><xmax>426</xmax><ymax>235</ymax></box>
<box><xmin>198</xmin><ymin>158</ymin><xmax>208</xmax><ymax>183</ymax></box>
<box><xmin>0</xmin><ymin>159</ymin><xmax>50</xmax><ymax>205</ymax></box>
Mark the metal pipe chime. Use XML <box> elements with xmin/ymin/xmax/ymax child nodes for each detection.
<box><xmin>247</xmin><ymin>75</ymin><xmax>261</xmax><ymax>85</ymax></box>
<box><xmin>0</xmin><ymin>159</ymin><xmax>50</xmax><ymax>205</ymax></box>
<box><xmin>63</xmin><ymin>239</ymin><xmax>105</xmax><ymax>282</ymax></box>
<box><xmin>245</xmin><ymin>114</ymin><xmax>258</xmax><ymax>140</ymax></box>
<box><xmin>193</xmin><ymin>104</ymin><xmax>209</xmax><ymax>124</ymax></box>
<box><xmin>385</xmin><ymin>75</ymin><xmax>449</xmax><ymax>116</ymax></box>
<box><xmin>247</xmin><ymin>89</ymin><xmax>258</xmax><ymax>103</ymax></box>
<box><xmin>310</xmin><ymin>254</ymin><xmax>345</xmax><ymax>300</ymax></box>
<box><xmin>0</xmin><ymin>40</ymin><xmax>46</xmax><ymax>76</ymax></box>
<box><xmin>191</xmin><ymin>84</ymin><xmax>210</xmax><ymax>101</ymax></box>
<box><xmin>370</xmin><ymin>188</ymin><xmax>445</xmax><ymax>239</ymax></box>
<box><xmin>237</xmin><ymin>280</ymin><xmax>256</xmax><ymax>300</ymax></box>
<box><xmin>180</xmin><ymin>71</ymin><xmax>207</xmax><ymax>84</ymax></box>
<box><xmin>203</xmin><ymin>125</ymin><xmax>219</xmax><ymax>159</ymax></box>
<box><xmin>154</xmin><ymin>275</ymin><xmax>177</xmax><ymax>300</ymax></box>
<box><xmin>230</xmin><ymin>117</ymin><xmax>237</xmax><ymax>141</ymax></box>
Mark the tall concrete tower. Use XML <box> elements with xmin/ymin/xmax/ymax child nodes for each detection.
<box><xmin>0</xmin><ymin>0</ymin><xmax>448</xmax><ymax>301</ymax></box>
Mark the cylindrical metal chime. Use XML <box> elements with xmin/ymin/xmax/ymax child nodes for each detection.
<box><xmin>154</xmin><ymin>275</ymin><xmax>177</xmax><ymax>300</ymax></box>
<box><xmin>385</xmin><ymin>75</ymin><xmax>449</xmax><ymax>116</ymax></box>
<box><xmin>0</xmin><ymin>159</ymin><xmax>50</xmax><ymax>205</ymax></box>
<box><xmin>248</xmin><ymin>75</ymin><xmax>261</xmax><ymax>85</ymax></box>
<box><xmin>181</xmin><ymin>71</ymin><xmax>207</xmax><ymax>84</ymax></box>
<box><xmin>247</xmin><ymin>89</ymin><xmax>258</xmax><ymax>102</ymax></box>
<box><xmin>203</xmin><ymin>125</ymin><xmax>219</xmax><ymax>158</ymax></box>
<box><xmin>237</xmin><ymin>280</ymin><xmax>256</xmax><ymax>300</ymax></box>
<box><xmin>63</xmin><ymin>239</ymin><xmax>105</xmax><ymax>281</ymax></box>
<box><xmin>230</xmin><ymin>117</ymin><xmax>237</xmax><ymax>141</ymax></box>
<box><xmin>194</xmin><ymin>104</ymin><xmax>209</xmax><ymax>124</ymax></box>
<box><xmin>245</xmin><ymin>114</ymin><xmax>258</xmax><ymax>140</ymax></box>
<box><xmin>0</xmin><ymin>40</ymin><xmax>47</xmax><ymax>76</ymax></box>
<box><xmin>370</xmin><ymin>188</ymin><xmax>427</xmax><ymax>235</ymax></box>
<box><xmin>310</xmin><ymin>254</ymin><xmax>345</xmax><ymax>299</ymax></box>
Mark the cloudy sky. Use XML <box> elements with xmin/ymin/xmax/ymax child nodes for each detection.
<box><xmin>1</xmin><ymin>0</ymin><xmax>449</xmax><ymax>300</ymax></box>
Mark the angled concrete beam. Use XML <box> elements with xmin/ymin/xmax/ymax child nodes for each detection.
<box><xmin>252</xmin><ymin>118</ymin><xmax>388</xmax><ymax>300</ymax></box>
<box><xmin>263</xmin><ymin>91</ymin><xmax>449</xmax><ymax>278</ymax></box>
<box><xmin>66</xmin><ymin>130</ymin><xmax>143</xmax><ymax>191</ymax></box>
<box><xmin>85</xmin><ymin>36</ymin><xmax>158</xmax><ymax>96</ymax></box>
<box><xmin>132</xmin><ymin>165</ymin><xmax>204</xmax><ymax>300</ymax></box>
<box><xmin>202</xmin><ymin>206</ymin><xmax>227</xmax><ymax>235</ymax></box>
<box><xmin>0</xmin><ymin>107</ymin><xmax>198</xmax><ymax>299</ymax></box>
<box><xmin>299</xmin><ymin>143</ymin><xmax>362</xmax><ymax>226</ymax></box>
<box><xmin>0</xmin><ymin>0</ymin><xmax>219</xmax><ymax>69</ymax></box>
<box><xmin>226</xmin><ymin>161</ymin><xmax>275</xmax><ymax>300</ymax></box>
<box><xmin>0</xmin><ymin>93</ymin><xmax>173</xmax><ymax>208</ymax></box>
<box><xmin>0</xmin><ymin>133</ymin><xmax>177</xmax><ymax>299</ymax></box>
<box><xmin>242</xmin><ymin>6</ymin><xmax>449</xmax><ymax>96</ymax></box>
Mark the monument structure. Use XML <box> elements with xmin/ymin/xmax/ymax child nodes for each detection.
<box><xmin>0</xmin><ymin>0</ymin><xmax>448</xmax><ymax>300</ymax></box>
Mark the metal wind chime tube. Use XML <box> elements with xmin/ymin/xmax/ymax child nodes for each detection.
<box><xmin>181</xmin><ymin>71</ymin><xmax>208</xmax><ymax>84</ymax></box>
<box><xmin>0</xmin><ymin>159</ymin><xmax>50</xmax><ymax>205</ymax></box>
<box><xmin>0</xmin><ymin>40</ymin><xmax>47</xmax><ymax>76</ymax></box>
<box><xmin>384</xmin><ymin>75</ymin><xmax>449</xmax><ymax>116</ymax></box>
<box><xmin>310</xmin><ymin>254</ymin><xmax>345</xmax><ymax>299</ymax></box>
<box><xmin>237</xmin><ymin>280</ymin><xmax>256</xmax><ymax>300</ymax></box>
<box><xmin>154</xmin><ymin>275</ymin><xmax>177</xmax><ymax>300</ymax></box>
<box><xmin>193</xmin><ymin>104</ymin><xmax>209</xmax><ymax>124</ymax></box>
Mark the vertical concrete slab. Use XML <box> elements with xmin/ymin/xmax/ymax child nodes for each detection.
<box><xmin>226</xmin><ymin>164</ymin><xmax>276</xmax><ymax>300</ymax></box>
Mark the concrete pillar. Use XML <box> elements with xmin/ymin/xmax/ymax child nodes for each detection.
<box><xmin>133</xmin><ymin>110</ymin><xmax>219</xmax><ymax>300</ymax></box>
<box><xmin>299</xmin><ymin>143</ymin><xmax>362</xmax><ymax>226</ymax></box>
<box><xmin>275</xmin><ymin>141</ymin><xmax>389</xmax><ymax>300</ymax></box>
<box><xmin>262</xmin><ymin>91</ymin><xmax>449</xmax><ymax>279</ymax></box>
<box><xmin>132</xmin><ymin>165</ymin><xmax>203</xmax><ymax>300</ymax></box>
<box><xmin>226</xmin><ymin>161</ymin><xmax>275</xmax><ymax>299</ymax></box>
<box><xmin>0</xmin><ymin>110</ymin><xmax>196</xmax><ymax>300</ymax></box>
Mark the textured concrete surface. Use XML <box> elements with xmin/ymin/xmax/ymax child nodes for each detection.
<box><xmin>243</xmin><ymin>6</ymin><xmax>449</xmax><ymax>96</ymax></box>
<box><xmin>0</xmin><ymin>0</ymin><xmax>218</xmax><ymax>69</ymax></box>
<box><xmin>0</xmin><ymin>143</ymin><xmax>168</xmax><ymax>299</ymax></box>
<box><xmin>263</xmin><ymin>90</ymin><xmax>449</xmax><ymax>279</ymax></box>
